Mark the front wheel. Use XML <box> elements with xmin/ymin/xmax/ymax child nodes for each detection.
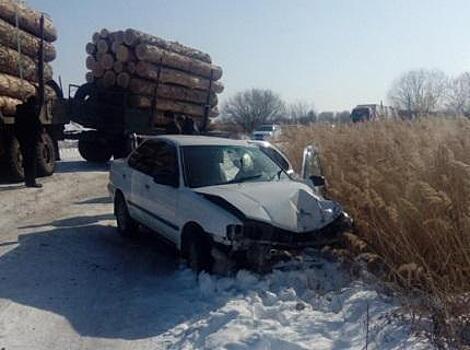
<box><xmin>114</xmin><ymin>192</ymin><xmax>138</xmax><ymax>238</ymax></box>
<box><xmin>187</xmin><ymin>234</ymin><xmax>213</xmax><ymax>273</ymax></box>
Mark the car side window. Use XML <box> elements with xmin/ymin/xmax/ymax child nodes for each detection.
<box><xmin>128</xmin><ymin>140</ymin><xmax>179</xmax><ymax>185</ymax></box>
<box><xmin>128</xmin><ymin>141</ymin><xmax>157</xmax><ymax>175</ymax></box>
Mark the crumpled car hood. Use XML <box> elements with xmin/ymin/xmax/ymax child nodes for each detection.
<box><xmin>195</xmin><ymin>181</ymin><xmax>343</xmax><ymax>233</ymax></box>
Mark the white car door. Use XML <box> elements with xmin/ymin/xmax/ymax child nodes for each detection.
<box><xmin>126</xmin><ymin>141</ymin><xmax>156</xmax><ymax>225</ymax></box>
<box><xmin>129</xmin><ymin>140</ymin><xmax>180</xmax><ymax>242</ymax></box>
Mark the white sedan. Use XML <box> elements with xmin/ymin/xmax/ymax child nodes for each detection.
<box><xmin>108</xmin><ymin>135</ymin><xmax>351</xmax><ymax>272</ymax></box>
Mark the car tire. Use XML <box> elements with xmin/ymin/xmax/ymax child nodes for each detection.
<box><xmin>187</xmin><ymin>233</ymin><xmax>213</xmax><ymax>273</ymax></box>
<box><xmin>114</xmin><ymin>192</ymin><xmax>138</xmax><ymax>238</ymax></box>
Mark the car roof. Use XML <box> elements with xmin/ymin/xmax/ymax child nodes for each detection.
<box><xmin>149</xmin><ymin>135</ymin><xmax>256</xmax><ymax>147</ymax></box>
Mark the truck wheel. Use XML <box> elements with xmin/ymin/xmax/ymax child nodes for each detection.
<box><xmin>37</xmin><ymin>132</ymin><xmax>56</xmax><ymax>177</ymax></box>
<box><xmin>78</xmin><ymin>131</ymin><xmax>112</xmax><ymax>162</ymax></box>
<box><xmin>187</xmin><ymin>233</ymin><xmax>213</xmax><ymax>273</ymax></box>
<box><xmin>6</xmin><ymin>136</ymin><xmax>24</xmax><ymax>181</ymax></box>
<box><xmin>114</xmin><ymin>192</ymin><xmax>138</xmax><ymax>238</ymax></box>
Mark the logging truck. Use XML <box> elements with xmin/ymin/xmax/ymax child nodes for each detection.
<box><xmin>58</xmin><ymin>27</ymin><xmax>223</xmax><ymax>163</ymax></box>
<box><xmin>0</xmin><ymin>2</ymin><xmax>65</xmax><ymax>181</ymax></box>
<box><xmin>1</xmin><ymin>0</ymin><xmax>223</xmax><ymax>178</ymax></box>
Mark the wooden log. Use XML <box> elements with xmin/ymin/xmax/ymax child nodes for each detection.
<box><xmin>0</xmin><ymin>95</ymin><xmax>21</xmax><ymax>115</ymax></box>
<box><xmin>96</xmin><ymin>39</ymin><xmax>109</xmax><ymax>54</ymax></box>
<box><xmin>116</xmin><ymin>44</ymin><xmax>135</xmax><ymax>63</ymax></box>
<box><xmin>110</xmin><ymin>41</ymin><xmax>119</xmax><ymax>54</ymax></box>
<box><xmin>85</xmin><ymin>55</ymin><xmax>97</xmax><ymax>70</ymax></box>
<box><xmin>85</xmin><ymin>71</ymin><xmax>94</xmax><ymax>83</ymax></box>
<box><xmin>92</xmin><ymin>32</ymin><xmax>100</xmax><ymax>44</ymax></box>
<box><xmin>135</xmin><ymin>43</ymin><xmax>222</xmax><ymax>80</ymax></box>
<box><xmin>109</xmin><ymin>30</ymin><xmax>125</xmax><ymax>45</ymax></box>
<box><xmin>100</xmin><ymin>28</ymin><xmax>110</xmax><ymax>39</ymax></box>
<box><xmin>135</xmin><ymin>61</ymin><xmax>224</xmax><ymax>93</ymax></box>
<box><xmin>116</xmin><ymin>72</ymin><xmax>130</xmax><ymax>88</ymax></box>
<box><xmin>126</xmin><ymin>61</ymin><xmax>136</xmax><ymax>74</ymax></box>
<box><xmin>102</xmin><ymin>70</ymin><xmax>116</xmax><ymax>87</ymax></box>
<box><xmin>0</xmin><ymin>0</ymin><xmax>58</xmax><ymax>42</ymax></box>
<box><xmin>113</xmin><ymin>61</ymin><xmax>124</xmax><ymax>73</ymax></box>
<box><xmin>92</xmin><ymin>65</ymin><xmax>104</xmax><ymax>78</ymax></box>
<box><xmin>124</xmin><ymin>28</ymin><xmax>211</xmax><ymax>63</ymax></box>
<box><xmin>128</xmin><ymin>77</ymin><xmax>217</xmax><ymax>106</ymax></box>
<box><xmin>85</xmin><ymin>42</ymin><xmax>96</xmax><ymax>55</ymax></box>
<box><xmin>0</xmin><ymin>18</ymin><xmax>56</xmax><ymax>62</ymax></box>
<box><xmin>0</xmin><ymin>45</ymin><xmax>53</xmax><ymax>82</ymax></box>
<box><xmin>95</xmin><ymin>52</ymin><xmax>106</xmax><ymax>62</ymax></box>
<box><xmin>0</xmin><ymin>72</ymin><xmax>36</xmax><ymax>100</ymax></box>
<box><xmin>129</xmin><ymin>95</ymin><xmax>218</xmax><ymax>119</ymax></box>
<box><xmin>100</xmin><ymin>53</ymin><xmax>115</xmax><ymax>70</ymax></box>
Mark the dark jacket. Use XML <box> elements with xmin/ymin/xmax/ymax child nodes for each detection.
<box><xmin>15</xmin><ymin>102</ymin><xmax>41</xmax><ymax>142</ymax></box>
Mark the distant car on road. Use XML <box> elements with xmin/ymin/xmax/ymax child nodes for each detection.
<box><xmin>251</xmin><ymin>124</ymin><xmax>281</xmax><ymax>141</ymax></box>
<box><xmin>108</xmin><ymin>135</ymin><xmax>351</xmax><ymax>272</ymax></box>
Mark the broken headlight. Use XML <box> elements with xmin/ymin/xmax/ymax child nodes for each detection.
<box><xmin>226</xmin><ymin>224</ymin><xmax>244</xmax><ymax>240</ymax></box>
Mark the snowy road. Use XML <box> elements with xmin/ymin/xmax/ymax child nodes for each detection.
<box><xmin>0</xmin><ymin>147</ymin><xmax>429</xmax><ymax>350</ymax></box>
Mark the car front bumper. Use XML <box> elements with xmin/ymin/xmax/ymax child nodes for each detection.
<box><xmin>230</xmin><ymin>212</ymin><xmax>353</xmax><ymax>251</ymax></box>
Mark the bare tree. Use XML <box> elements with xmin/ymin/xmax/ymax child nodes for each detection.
<box><xmin>222</xmin><ymin>89</ymin><xmax>285</xmax><ymax>133</ymax></box>
<box><xmin>388</xmin><ymin>69</ymin><xmax>448</xmax><ymax>117</ymax></box>
<box><xmin>446</xmin><ymin>73</ymin><xmax>470</xmax><ymax>116</ymax></box>
<box><xmin>288</xmin><ymin>101</ymin><xmax>317</xmax><ymax>124</ymax></box>
<box><xmin>317</xmin><ymin>111</ymin><xmax>335</xmax><ymax>124</ymax></box>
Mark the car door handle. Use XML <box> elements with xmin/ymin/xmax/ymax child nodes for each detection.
<box><xmin>145</xmin><ymin>184</ymin><xmax>150</xmax><ymax>190</ymax></box>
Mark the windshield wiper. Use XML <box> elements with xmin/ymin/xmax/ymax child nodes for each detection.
<box><xmin>227</xmin><ymin>174</ymin><xmax>263</xmax><ymax>184</ymax></box>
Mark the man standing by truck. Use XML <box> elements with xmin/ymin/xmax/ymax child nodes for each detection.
<box><xmin>15</xmin><ymin>95</ymin><xmax>42</xmax><ymax>188</ymax></box>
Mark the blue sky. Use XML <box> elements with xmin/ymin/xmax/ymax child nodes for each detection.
<box><xmin>29</xmin><ymin>0</ymin><xmax>470</xmax><ymax>111</ymax></box>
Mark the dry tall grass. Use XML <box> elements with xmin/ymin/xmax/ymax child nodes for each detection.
<box><xmin>282</xmin><ymin>118</ymin><xmax>470</xmax><ymax>345</ymax></box>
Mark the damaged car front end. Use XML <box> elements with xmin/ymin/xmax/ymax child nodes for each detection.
<box><xmin>182</xmin><ymin>139</ymin><xmax>352</xmax><ymax>271</ymax></box>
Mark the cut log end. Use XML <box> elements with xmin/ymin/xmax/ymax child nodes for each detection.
<box><xmin>85</xmin><ymin>72</ymin><xmax>95</xmax><ymax>83</ymax></box>
<box><xmin>100</xmin><ymin>28</ymin><xmax>110</xmax><ymax>39</ymax></box>
<box><xmin>103</xmin><ymin>70</ymin><xmax>116</xmax><ymax>87</ymax></box>
<box><xmin>100</xmin><ymin>54</ymin><xmax>115</xmax><ymax>70</ymax></box>
<box><xmin>116</xmin><ymin>72</ymin><xmax>130</xmax><ymax>89</ymax></box>
<box><xmin>96</xmin><ymin>39</ymin><xmax>109</xmax><ymax>54</ymax></box>
<box><xmin>85</xmin><ymin>42</ymin><xmax>97</xmax><ymax>55</ymax></box>
<box><xmin>113</xmin><ymin>61</ymin><xmax>124</xmax><ymax>74</ymax></box>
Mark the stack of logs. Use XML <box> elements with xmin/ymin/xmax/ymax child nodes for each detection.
<box><xmin>0</xmin><ymin>0</ymin><xmax>57</xmax><ymax>117</ymax></box>
<box><xmin>85</xmin><ymin>28</ymin><xmax>223</xmax><ymax>127</ymax></box>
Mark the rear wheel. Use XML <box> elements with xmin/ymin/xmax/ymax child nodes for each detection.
<box><xmin>5</xmin><ymin>136</ymin><xmax>24</xmax><ymax>181</ymax></box>
<box><xmin>78</xmin><ymin>131</ymin><xmax>112</xmax><ymax>162</ymax></box>
<box><xmin>37</xmin><ymin>132</ymin><xmax>56</xmax><ymax>176</ymax></box>
<box><xmin>114</xmin><ymin>192</ymin><xmax>138</xmax><ymax>238</ymax></box>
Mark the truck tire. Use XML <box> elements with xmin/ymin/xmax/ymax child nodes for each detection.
<box><xmin>78</xmin><ymin>131</ymin><xmax>112</xmax><ymax>162</ymax></box>
<box><xmin>5</xmin><ymin>136</ymin><xmax>24</xmax><ymax>181</ymax></box>
<box><xmin>114</xmin><ymin>192</ymin><xmax>139</xmax><ymax>238</ymax></box>
<box><xmin>37</xmin><ymin>132</ymin><xmax>56</xmax><ymax>177</ymax></box>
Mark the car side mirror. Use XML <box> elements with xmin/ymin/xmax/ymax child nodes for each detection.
<box><xmin>153</xmin><ymin>172</ymin><xmax>179</xmax><ymax>188</ymax></box>
<box><xmin>309</xmin><ymin>175</ymin><xmax>326</xmax><ymax>187</ymax></box>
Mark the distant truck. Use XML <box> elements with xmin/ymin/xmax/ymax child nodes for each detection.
<box><xmin>350</xmin><ymin>104</ymin><xmax>397</xmax><ymax>123</ymax></box>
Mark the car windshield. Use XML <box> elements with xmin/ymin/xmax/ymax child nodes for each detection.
<box><xmin>182</xmin><ymin>145</ymin><xmax>290</xmax><ymax>188</ymax></box>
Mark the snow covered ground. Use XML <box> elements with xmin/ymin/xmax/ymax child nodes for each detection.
<box><xmin>0</xmin><ymin>146</ymin><xmax>430</xmax><ymax>349</ymax></box>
